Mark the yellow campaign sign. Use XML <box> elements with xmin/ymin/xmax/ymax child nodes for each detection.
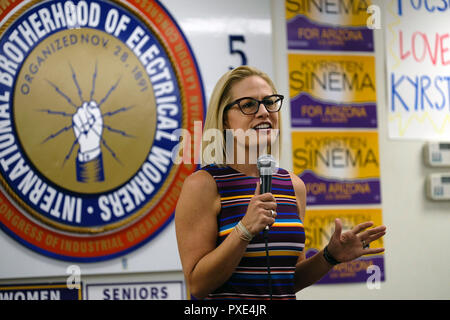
<box><xmin>304</xmin><ymin>208</ymin><xmax>385</xmax><ymax>284</ymax></box>
<box><xmin>292</xmin><ymin>130</ymin><xmax>381</xmax><ymax>205</ymax></box>
<box><xmin>288</xmin><ymin>53</ymin><xmax>376</xmax><ymax>103</ymax></box>
<box><xmin>292</xmin><ymin>131</ymin><xmax>380</xmax><ymax>180</ymax></box>
<box><xmin>285</xmin><ymin>0</ymin><xmax>373</xmax><ymax>26</ymax></box>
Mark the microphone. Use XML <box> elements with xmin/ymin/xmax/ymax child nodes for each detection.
<box><xmin>257</xmin><ymin>154</ymin><xmax>276</xmax><ymax>301</ymax></box>
<box><xmin>257</xmin><ymin>154</ymin><xmax>276</xmax><ymax>231</ymax></box>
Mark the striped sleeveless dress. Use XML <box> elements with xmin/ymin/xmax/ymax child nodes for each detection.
<box><xmin>201</xmin><ymin>164</ymin><xmax>305</xmax><ymax>300</ymax></box>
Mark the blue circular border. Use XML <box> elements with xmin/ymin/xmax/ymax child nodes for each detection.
<box><xmin>0</xmin><ymin>0</ymin><xmax>206</xmax><ymax>262</ymax></box>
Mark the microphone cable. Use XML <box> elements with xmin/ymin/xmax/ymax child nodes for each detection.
<box><xmin>261</xmin><ymin>171</ymin><xmax>273</xmax><ymax>300</ymax></box>
<box><xmin>263</xmin><ymin>228</ymin><xmax>272</xmax><ymax>300</ymax></box>
<box><xmin>257</xmin><ymin>155</ymin><xmax>276</xmax><ymax>301</ymax></box>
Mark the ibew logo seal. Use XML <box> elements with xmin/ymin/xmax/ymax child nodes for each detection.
<box><xmin>0</xmin><ymin>0</ymin><xmax>204</xmax><ymax>261</ymax></box>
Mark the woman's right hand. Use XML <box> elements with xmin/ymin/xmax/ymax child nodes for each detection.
<box><xmin>240</xmin><ymin>182</ymin><xmax>277</xmax><ymax>236</ymax></box>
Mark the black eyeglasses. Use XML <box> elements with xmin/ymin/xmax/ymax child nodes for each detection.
<box><xmin>224</xmin><ymin>94</ymin><xmax>284</xmax><ymax>115</ymax></box>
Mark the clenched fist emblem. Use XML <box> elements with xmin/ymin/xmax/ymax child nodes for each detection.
<box><xmin>72</xmin><ymin>101</ymin><xmax>105</xmax><ymax>182</ymax></box>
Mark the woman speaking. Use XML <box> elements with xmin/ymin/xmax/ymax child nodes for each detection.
<box><xmin>175</xmin><ymin>66</ymin><xmax>386</xmax><ymax>300</ymax></box>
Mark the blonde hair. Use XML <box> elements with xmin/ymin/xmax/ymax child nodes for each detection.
<box><xmin>201</xmin><ymin>66</ymin><xmax>282</xmax><ymax>166</ymax></box>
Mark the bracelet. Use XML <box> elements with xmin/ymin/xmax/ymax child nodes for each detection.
<box><xmin>323</xmin><ymin>245</ymin><xmax>340</xmax><ymax>266</ymax></box>
<box><xmin>235</xmin><ymin>221</ymin><xmax>254</xmax><ymax>242</ymax></box>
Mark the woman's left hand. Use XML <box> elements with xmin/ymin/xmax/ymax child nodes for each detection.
<box><xmin>326</xmin><ymin>218</ymin><xmax>386</xmax><ymax>263</ymax></box>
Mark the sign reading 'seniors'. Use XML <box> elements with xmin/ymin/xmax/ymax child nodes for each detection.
<box><xmin>0</xmin><ymin>0</ymin><xmax>204</xmax><ymax>261</ymax></box>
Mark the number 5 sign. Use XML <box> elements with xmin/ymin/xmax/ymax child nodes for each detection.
<box><xmin>229</xmin><ymin>35</ymin><xmax>247</xmax><ymax>69</ymax></box>
<box><xmin>162</xmin><ymin>0</ymin><xmax>274</xmax><ymax>98</ymax></box>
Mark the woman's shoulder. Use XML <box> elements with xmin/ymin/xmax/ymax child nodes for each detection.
<box><xmin>184</xmin><ymin>164</ymin><xmax>236</xmax><ymax>192</ymax></box>
<box><xmin>178</xmin><ymin>167</ymin><xmax>221</xmax><ymax>212</ymax></box>
<box><xmin>184</xmin><ymin>167</ymin><xmax>217</xmax><ymax>189</ymax></box>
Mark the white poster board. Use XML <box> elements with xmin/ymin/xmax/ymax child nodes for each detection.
<box><xmin>385</xmin><ymin>0</ymin><xmax>450</xmax><ymax>140</ymax></box>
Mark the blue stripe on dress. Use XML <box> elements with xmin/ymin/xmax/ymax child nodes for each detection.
<box><xmin>201</xmin><ymin>164</ymin><xmax>305</xmax><ymax>300</ymax></box>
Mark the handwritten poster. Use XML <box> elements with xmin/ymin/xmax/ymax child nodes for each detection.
<box><xmin>286</xmin><ymin>0</ymin><xmax>374</xmax><ymax>51</ymax></box>
<box><xmin>288</xmin><ymin>53</ymin><xmax>378</xmax><ymax>128</ymax></box>
<box><xmin>386</xmin><ymin>0</ymin><xmax>450</xmax><ymax>139</ymax></box>
<box><xmin>303</xmin><ymin>208</ymin><xmax>385</xmax><ymax>284</ymax></box>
